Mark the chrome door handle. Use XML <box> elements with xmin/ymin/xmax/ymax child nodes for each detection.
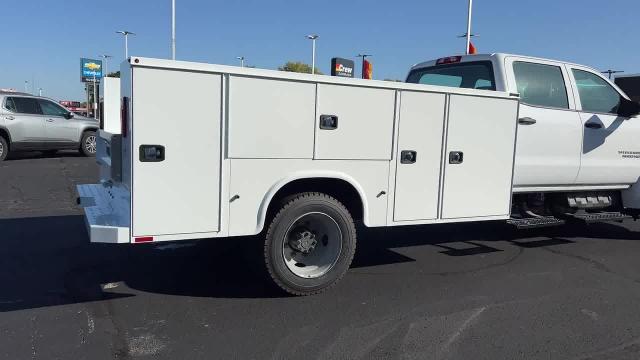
<box><xmin>518</xmin><ymin>117</ymin><xmax>537</xmax><ymax>125</ymax></box>
<box><xmin>5</xmin><ymin>115</ymin><xmax>14</xmax><ymax>120</ymax></box>
<box><xmin>46</xmin><ymin>118</ymin><xmax>54</xmax><ymax>122</ymax></box>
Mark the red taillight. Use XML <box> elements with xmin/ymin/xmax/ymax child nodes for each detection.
<box><xmin>134</xmin><ymin>236</ymin><xmax>153</xmax><ymax>243</ymax></box>
<box><xmin>121</xmin><ymin>96</ymin><xmax>129</xmax><ymax>137</ymax></box>
<box><xmin>436</xmin><ymin>56</ymin><xmax>463</xmax><ymax>65</ymax></box>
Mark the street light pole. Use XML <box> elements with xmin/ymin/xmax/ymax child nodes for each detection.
<box><xmin>116</xmin><ymin>31</ymin><xmax>136</xmax><ymax>59</ymax></box>
<box><xmin>38</xmin><ymin>88</ymin><xmax>42</xmax><ymax>96</ymax></box>
<box><xmin>171</xmin><ymin>0</ymin><xmax>176</xmax><ymax>60</ymax></box>
<box><xmin>100</xmin><ymin>55</ymin><xmax>113</xmax><ymax>76</ymax></box>
<box><xmin>24</xmin><ymin>80</ymin><xmax>29</xmax><ymax>93</ymax></box>
<box><xmin>465</xmin><ymin>0</ymin><xmax>473</xmax><ymax>54</ymax></box>
<box><xmin>306</xmin><ymin>34</ymin><xmax>319</xmax><ymax>74</ymax></box>
<box><xmin>236</xmin><ymin>56</ymin><xmax>245</xmax><ymax>67</ymax></box>
<box><xmin>602</xmin><ymin>69</ymin><xmax>624</xmax><ymax>80</ymax></box>
<box><xmin>93</xmin><ymin>75</ymin><xmax>98</xmax><ymax>120</ymax></box>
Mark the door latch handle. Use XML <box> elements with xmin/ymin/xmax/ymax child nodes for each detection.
<box><xmin>400</xmin><ymin>150</ymin><xmax>417</xmax><ymax>164</ymax></box>
<box><xmin>449</xmin><ymin>151</ymin><xmax>464</xmax><ymax>164</ymax></box>
<box><xmin>5</xmin><ymin>115</ymin><xmax>14</xmax><ymax>120</ymax></box>
<box><xmin>585</xmin><ymin>122</ymin><xmax>603</xmax><ymax>129</ymax></box>
<box><xmin>518</xmin><ymin>117</ymin><xmax>537</xmax><ymax>125</ymax></box>
<box><xmin>46</xmin><ymin>118</ymin><xmax>54</xmax><ymax>122</ymax></box>
<box><xmin>139</xmin><ymin>145</ymin><xmax>165</xmax><ymax>162</ymax></box>
<box><xmin>319</xmin><ymin>115</ymin><xmax>338</xmax><ymax>130</ymax></box>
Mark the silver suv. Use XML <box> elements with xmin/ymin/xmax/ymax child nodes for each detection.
<box><xmin>0</xmin><ymin>91</ymin><xmax>99</xmax><ymax>161</ymax></box>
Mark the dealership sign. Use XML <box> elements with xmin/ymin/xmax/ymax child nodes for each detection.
<box><xmin>331</xmin><ymin>58</ymin><xmax>355</xmax><ymax>78</ymax></box>
<box><xmin>80</xmin><ymin>58</ymin><xmax>103</xmax><ymax>82</ymax></box>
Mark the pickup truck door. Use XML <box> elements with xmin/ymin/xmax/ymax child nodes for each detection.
<box><xmin>505</xmin><ymin>57</ymin><xmax>582</xmax><ymax>188</ymax></box>
<box><xmin>567</xmin><ymin>66</ymin><xmax>640</xmax><ymax>185</ymax></box>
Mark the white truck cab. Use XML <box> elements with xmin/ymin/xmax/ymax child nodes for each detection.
<box><xmin>408</xmin><ymin>53</ymin><xmax>640</xmax><ymax>192</ymax></box>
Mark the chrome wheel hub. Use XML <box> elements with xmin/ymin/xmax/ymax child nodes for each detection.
<box><xmin>85</xmin><ymin>135</ymin><xmax>97</xmax><ymax>154</ymax></box>
<box><xmin>282</xmin><ymin>212</ymin><xmax>343</xmax><ymax>279</ymax></box>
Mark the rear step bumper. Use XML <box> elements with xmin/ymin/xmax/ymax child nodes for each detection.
<box><xmin>77</xmin><ymin>183</ymin><xmax>130</xmax><ymax>243</ymax></box>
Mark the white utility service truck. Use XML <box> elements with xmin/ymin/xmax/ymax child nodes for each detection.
<box><xmin>78</xmin><ymin>53</ymin><xmax>640</xmax><ymax>295</ymax></box>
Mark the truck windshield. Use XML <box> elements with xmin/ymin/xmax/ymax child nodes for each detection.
<box><xmin>406</xmin><ymin>61</ymin><xmax>496</xmax><ymax>91</ymax></box>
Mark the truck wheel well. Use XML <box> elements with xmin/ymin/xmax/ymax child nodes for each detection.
<box><xmin>0</xmin><ymin>128</ymin><xmax>10</xmax><ymax>147</ymax></box>
<box><xmin>266</xmin><ymin>178</ymin><xmax>364</xmax><ymax>223</ymax></box>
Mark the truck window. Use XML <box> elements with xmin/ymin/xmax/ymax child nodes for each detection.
<box><xmin>406</xmin><ymin>61</ymin><xmax>496</xmax><ymax>91</ymax></box>
<box><xmin>10</xmin><ymin>97</ymin><xmax>43</xmax><ymax>115</ymax></box>
<box><xmin>513</xmin><ymin>62</ymin><xmax>569</xmax><ymax>109</ymax></box>
<box><xmin>38</xmin><ymin>99</ymin><xmax>69</xmax><ymax>117</ymax></box>
<box><xmin>572</xmin><ymin>69</ymin><xmax>620</xmax><ymax>114</ymax></box>
<box><xmin>4</xmin><ymin>97</ymin><xmax>16</xmax><ymax>112</ymax></box>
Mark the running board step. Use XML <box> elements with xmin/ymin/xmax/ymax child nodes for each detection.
<box><xmin>564</xmin><ymin>212</ymin><xmax>631</xmax><ymax>224</ymax></box>
<box><xmin>507</xmin><ymin>216</ymin><xmax>566</xmax><ymax>229</ymax></box>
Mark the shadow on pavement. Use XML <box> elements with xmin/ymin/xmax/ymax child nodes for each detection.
<box><xmin>6</xmin><ymin>150</ymin><xmax>84</xmax><ymax>161</ymax></box>
<box><xmin>0</xmin><ymin>215</ymin><xmax>638</xmax><ymax>312</ymax></box>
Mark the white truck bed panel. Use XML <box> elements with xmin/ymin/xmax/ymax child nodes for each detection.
<box><xmin>441</xmin><ymin>95</ymin><xmax>519</xmax><ymax>219</ymax></box>
<box><xmin>77</xmin><ymin>184</ymin><xmax>130</xmax><ymax>243</ymax></box>
<box><xmin>131</xmin><ymin>68</ymin><xmax>222</xmax><ymax>237</ymax></box>
<box><xmin>228</xmin><ymin>76</ymin><xmax>316</xmax><ymax>159</ymax></box>
<box><xmin>315</xmin><ymin>84</ymin><xmax>396</xmax><ymax>160</ymax></box>
<box><xmin>393</xmin><ymin>91</ymin><xmax>447</xmax><ymax>221</ymax></box>
<box><xmin>228</xmin><ymin>159</ymin><xmax>391</xmax><ymax>235</ymax></box>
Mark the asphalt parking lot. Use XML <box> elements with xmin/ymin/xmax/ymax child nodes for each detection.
<box><xmin>2</xmin><ymin>153</ymin><xmax>640</xmax><ymax>359</ymax></box>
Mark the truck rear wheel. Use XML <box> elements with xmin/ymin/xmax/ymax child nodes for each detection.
<box><xmin>264</xmin><ymin>192</ymin><xmax>357</xmax><ymax>296</ymax></box>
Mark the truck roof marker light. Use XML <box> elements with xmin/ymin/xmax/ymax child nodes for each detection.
<box><xmin>436</xmin><ymin>56</ymin><xmax>463</xmax><ymax>65</ymax></box>
<box><xmin>135</xmin><ymin>236</ymin><xmax>153</xmax><ymax>243</ymax></box>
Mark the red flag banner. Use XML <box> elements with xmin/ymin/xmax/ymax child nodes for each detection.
<box><xmin>363</xmin><ymin>60</ymin><xmax>373</xmax><ymax>79</ymax></box>
<box><xmin>468</xmin><ymin>42</ymin><xmax>477</xmax><ymax>55</ymax></box>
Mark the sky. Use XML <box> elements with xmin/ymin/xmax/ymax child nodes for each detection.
<box><xmin>2</xmin><ymin>0</ymin><xmax>639</xmax><ymax>101</ymax></box>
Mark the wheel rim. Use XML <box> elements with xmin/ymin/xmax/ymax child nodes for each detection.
<box><xmin>282</xmin><ymin>212</ymin><xmax>343</xmax><ymax>279</ymax></box>
<box><xmin>85</xmin><ymin>135</ymin><xmax>96</xmax><ymax>154</ymax></box>
<box><xmin>0</xmin><ymin>141</ymin><xmax>3</xmax><ymax>158</ymax></box>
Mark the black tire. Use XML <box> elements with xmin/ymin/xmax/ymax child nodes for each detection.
<box><xmin>0</xmin><ymin>135</ymin><xmax>8</xmax><ymax>161</ymax></box>
<box><xmin>80</xmin><ymin>131</ymin><xmax>97</xmax><ymax>157</ymax></box>
<box><xmin>264</xmin><ymin>192</ymin><xmax>357</xmax><ymax>296</ymax></box>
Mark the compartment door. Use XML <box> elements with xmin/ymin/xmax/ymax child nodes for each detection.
<box><xmin>314</xmin><ymin>84</ymin><xmax>395</xmax><ymax>160</ymax></box>
<box><xmin>393</xmin><ymin>91</ymin><xmax>446</xmax><ymax>221</ymax></box>
<box><xmin>132</xmin><ymin>68</ymin><xmax>222</xmax><ymax>236</ymax></box>
<box><xmin>441</xmin><ymin>95</ymin><xmax>518</xmax><ymax>219</ymax></box>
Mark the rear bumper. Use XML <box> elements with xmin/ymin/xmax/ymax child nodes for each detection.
<box><xmin>77</xmin><ymin>183</ymin><xmax>130</xmax><ymax>243</ymax></box>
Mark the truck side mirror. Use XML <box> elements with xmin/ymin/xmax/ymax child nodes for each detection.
<box><xmin>617</xmin><ymin>97</ymin><xmax>640</xmax><ymax>118</ymax></box>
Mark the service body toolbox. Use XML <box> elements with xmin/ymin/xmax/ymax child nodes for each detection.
<box><xmin>78</xmin><ymin>57</ymin><xmax>519</xmax><ymax>295</ymax></box>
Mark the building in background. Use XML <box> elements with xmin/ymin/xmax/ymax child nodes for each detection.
<box><xmin>60</xmin><ymin>100</ymin><xmax>88</xmax><ymax>116</ymax></box>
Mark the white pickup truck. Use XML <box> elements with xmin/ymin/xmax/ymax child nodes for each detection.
<box><xmin>78</xmin><ymin>53</ymin><xmax>640</xmax><ymax>296</ymax></box>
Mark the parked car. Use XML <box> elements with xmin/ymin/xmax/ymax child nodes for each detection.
<box><xmin>0</xmin><ymin>91</ymin><xmax>99</xmax><ymax>161</ymax></box>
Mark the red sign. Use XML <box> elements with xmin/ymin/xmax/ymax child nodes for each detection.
<box><xmin>363</xmin><ymin>60</ymin><xmax>373</xmax><ymax>80</ymax></box>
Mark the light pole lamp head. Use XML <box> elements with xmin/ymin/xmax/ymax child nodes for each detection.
<box><xmin>306</xmin><ymin>34</ymin><xmax>319</xmax><ymax>40</ymax></box>
<box><xmin>116</xmin><ymin>30</ymin><xmax>136</xmax><ymax>36</ymax></box>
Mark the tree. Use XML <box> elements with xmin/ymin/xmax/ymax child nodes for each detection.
<box><xmin>107</xmin><ymin>71</ymin><xmax>121</xmax><ymax>78</ymax></box>
<box><xmin>278</xmin><ymin>61</ymin><xmax>323</xmax><ymax>75</ymax></box>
